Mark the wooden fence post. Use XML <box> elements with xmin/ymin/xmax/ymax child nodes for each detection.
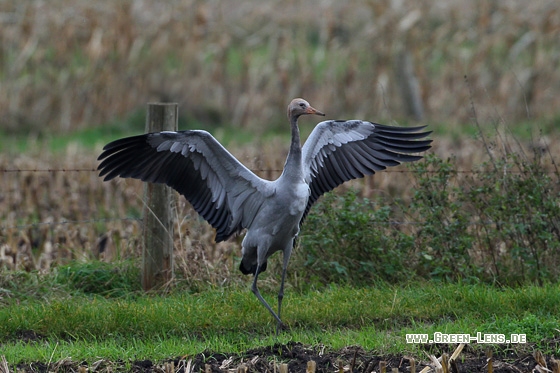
<box><xmin>142</xmin><ymin>103</ymin><xmax>178</xmax><ymax>291</ymax></box>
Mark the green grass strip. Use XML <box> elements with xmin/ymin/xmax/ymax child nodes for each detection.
<box><xmin>2</xmin><ymin>282</ymin><xmax>559</xmax><ymax>362</ymax></box>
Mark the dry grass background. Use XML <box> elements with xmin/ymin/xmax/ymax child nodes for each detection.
<box><xmin>1</xmin><ymin>138</ymin><xmax>422</xmax><ymax>281</ymax></box>
<box><xmin>1</xmin><ymin>0</ymin><xmax>559</xmax><ymax>132</ymax></box>
<box><xmin>0</xmin><ymin>0</ymin><xmax>559</xmax><ymax>279</ymax></box>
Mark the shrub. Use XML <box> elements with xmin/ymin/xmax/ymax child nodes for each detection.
<box><xmin>290</xmin><ymin>144</ymin><xmax>560</xmax><ymax>287</ymax></box>
<box><xmin>295</xmin><ymin>190</ymin><xmax>415</xmax><ymax>287</ymax></box>
<box><xmin>409</xmin><ymin>154</ymin><xmax>480</xmax><ymax>281</ymax></box>
<box><xmin>465</xmin><ymin>150</ymin><xmax>560</xmax><ymax>285</ymax></box>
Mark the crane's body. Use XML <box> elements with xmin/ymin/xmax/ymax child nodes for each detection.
<box><xmin>239</xmin><ymin>176</ymin><xmax>308</xmax><ymax>275</ymax></box>
<box><xmin>98</xmin><ymin>98</ymin><xmax>432</xmax><ymax>333</ymax></box>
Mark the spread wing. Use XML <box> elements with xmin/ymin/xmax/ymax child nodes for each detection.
<box><xmin>301</xmin><ymin>120</ymin><xmax>432</xmax><ymax>222</ymax></box>
<box><xmin>97</xmin><ymin>130</ymin><xmax>273</xmax><ymax>242</ymax></box>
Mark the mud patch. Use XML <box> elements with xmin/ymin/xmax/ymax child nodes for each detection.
<box><xmin>12</xmin><ymin>341</ymin><xmax>554</xmax><ymax>372</ymax></box>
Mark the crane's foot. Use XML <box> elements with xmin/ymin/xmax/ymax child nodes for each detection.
<box><xmin>275</xmin><ymin>320</ymin><xmax>289</xmax><ymax>335</ymax></box>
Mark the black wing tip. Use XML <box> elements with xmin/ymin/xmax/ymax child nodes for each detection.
<box><xmin>376</xmin><ymin>124</ymin><xmax>433</xmax><ymax>138</ymax></box>
<box><xmin>374</xmin><ymin>123</ymin><xmax>429</xmax><ymax>131</ymax></box>
<box><xmin>99</xmin><ymin>170</ymin><xmax>118</xmax><ymax>181</ymax></box>
<box><xmin>97</xmin><ymin>134</ymin><xmax>155</xmax><ymax>177</ymax></box>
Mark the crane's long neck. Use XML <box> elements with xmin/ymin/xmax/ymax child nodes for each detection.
<box><xmin>283</xmin><ymin>116</ymin><xmax>303</xmax><ymax>178</ymax></box>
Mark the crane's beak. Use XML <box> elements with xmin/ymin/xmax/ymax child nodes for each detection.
<box><xmin>306</xmin><ymin>106</ymin><xmax>325</xmax><ymax>116</ymax></box>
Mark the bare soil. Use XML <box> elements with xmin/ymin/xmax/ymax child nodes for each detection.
<box><xmin>12</xmin><ymin>339</ymin><xmax>558</xmax><ymax>373</ymax></box>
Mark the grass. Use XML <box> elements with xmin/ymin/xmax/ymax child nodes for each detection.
<box><xmin>0</xmin><ymin>108</ymin><xmax>268</xmax><ymax>155</ymax></box>
<box><xmin>1</xmin><ymin>127</ymin><xmax>559</xmax><ymax>367</ymax></box>
<box><xmin>0</xmin><ymin>109</ymin><xmax>145</xmax><ymax>154</ymax></box>
<box><xmin>2</xmin><ymin>274</ymin><xmax>559</xmax><ymax>362</ymax></box>
<box><xmin>1</xmin><ymin>2</ymin><xmax>559</xmax><ymax>369</ymax></box>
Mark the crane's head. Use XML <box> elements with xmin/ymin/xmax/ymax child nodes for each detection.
<box><xmin>287</xmin><ymin>98</ymin><xmax>325</xmax><ymax>121</ymax></box>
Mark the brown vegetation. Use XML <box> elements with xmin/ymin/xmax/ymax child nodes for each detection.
<box><xmin>1</xmin><ymin>0</ymin><xmax>559</xmax><ymax>281</ymax></box>
<box><xmin>0</xmin><ymin>138</ymin><xmax>413</xmax><ymax>274</ymax></box>
<box><xmin>1</xmin><ymin>0</ymin><xmax>559</xmax><ymax>134</ymax></box>
<box><xmin>1</xmin><ymin>132</ymin><xmax>559</xmax><ymax>284</ymax></box>
<box><xmin>11</xmin><ymin>342</ymin><xmax>560</xmax><ymax>373</ymax></box>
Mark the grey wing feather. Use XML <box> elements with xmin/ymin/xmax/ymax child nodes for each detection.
<box><xmin>97</xmin><ymin>130</ymin><xmax>271</xmax><ymax>242</ymax></box>
<box><xmin>301</xmin><ymin>120</ymin><xmax>432</xmax><ymax>223</ymax></box>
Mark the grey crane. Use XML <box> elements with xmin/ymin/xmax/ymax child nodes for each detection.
<box><xmin>97</xmin><ymin>98</ymin><xmax>432</xmax><ymax>332</ymax></box>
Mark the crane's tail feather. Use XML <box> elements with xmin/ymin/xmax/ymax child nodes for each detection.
<box><xmin>239</xmin><ymin>260</ymin><xmax>267</xmax><ymax>275</ymax></box>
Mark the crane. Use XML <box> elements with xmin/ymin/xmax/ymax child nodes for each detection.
<box><xmin>97</xmin><ymin>98</ymin><xmax>432</xmax><ymax>333</ymax></box>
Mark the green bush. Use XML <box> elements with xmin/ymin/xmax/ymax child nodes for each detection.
<box><xmin>465</xmin><ymin>151</ymin><xmax>560</xmax><ymax>285</ymax></box>
<box><xmin>409</xmin><ymin>154</ymin><xmax>480</xmax><ymax>281</ymax></box>
<box><xmin>296</xmin><ymin>190</ymin><xmax>415</xmax><ymax>286</ymax></box>
<box><xmin>292</xmin><ymin>145</ymin><xmax>560</xmax><ymax>287</ymax></box>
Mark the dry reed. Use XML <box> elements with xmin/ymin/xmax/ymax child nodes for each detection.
<box><xmin>0</xmin><ymin>0</ymin><xmax>558</xmax><ymax>133</ymax></box>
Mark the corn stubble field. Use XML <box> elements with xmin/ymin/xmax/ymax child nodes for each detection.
<box><xmin>1</xmin><ymin>0</ymin><xmax>560</xmax><ymax>372</ymax></box>
<box><xmin>2</xmin><ymin>0</ymin><xmax>559</xmax><ymax>132</ymax></box>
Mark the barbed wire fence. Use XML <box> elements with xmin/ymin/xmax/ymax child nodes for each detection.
<box><xmin>1</xmin><ymin>161</ymin><xmax>559</xmax><ymax>285</ymax></box>
<box><xmin>1</xmin><ymin>166</ymin><xmax>557</xmax><ymax>232</ymax></box>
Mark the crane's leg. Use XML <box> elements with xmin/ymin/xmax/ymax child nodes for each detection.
<box><xmin>251</xmin><ymin>265</ymin><xmax>286</xmax><ymax>332</ymax></box>
<box><xmin>276</xmin><ymin>244</ymin><xmax>293</xmax><ymax>334</ymax></box>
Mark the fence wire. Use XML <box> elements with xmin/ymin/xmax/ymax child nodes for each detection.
<box><xmin>0</xmin><ymin>217</ymin><xmax>142</xmax><ymax>231</ymax></box>
<box><xmin>0</xmin><ymin>168</ymin><xmax>554</xmax><ymax>174</ymax></box>
<box><xmin>0</xmin><ymin>216</ymin><xmax>519</xmax><ymax>232</ymax></box>
<box><xmin>0</xmin><ymin>167</ymin><xmax>557</xmax><ymax>231</ymax></box>
<box><xmin>0</xmin><ymin>168</ymin><xmax>97</xmax><ymax>173</ymax></box>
